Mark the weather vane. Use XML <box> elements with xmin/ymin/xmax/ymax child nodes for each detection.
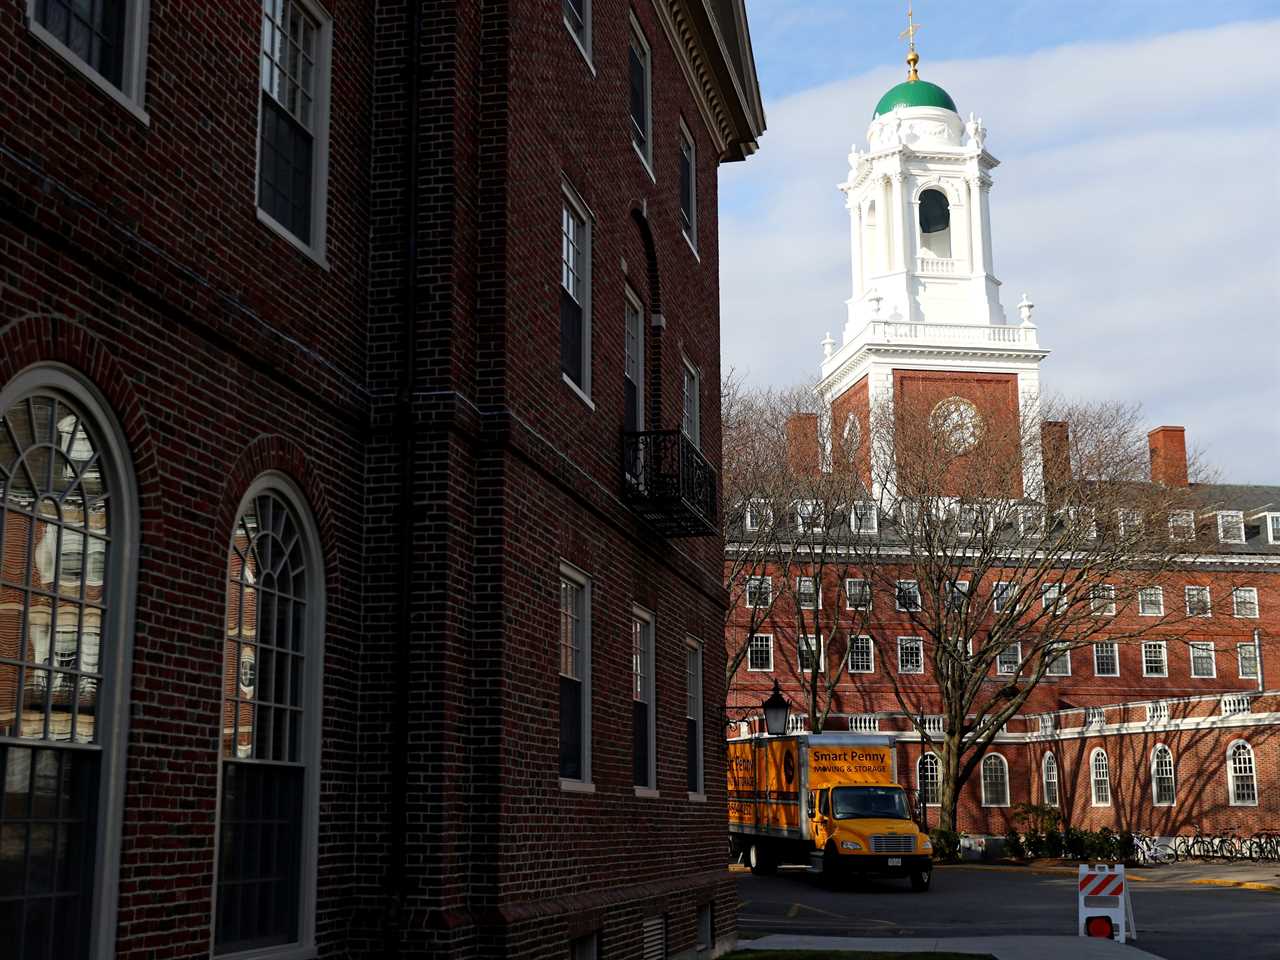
<box><xmin>899</xmin><ymin>3</ymin><xmax>922</xmax><ymax>81</ymax></box>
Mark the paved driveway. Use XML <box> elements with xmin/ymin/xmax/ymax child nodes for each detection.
<box><xmin>735</xmin><ymin>865</ymin><xmax>1280</xmax><ymax>960</ymax></box>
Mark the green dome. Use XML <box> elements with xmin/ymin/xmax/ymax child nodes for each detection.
<box><xmin>873</xmin><ymin>80</ymin><xmax>957</xmax><ymax>118</ymax></box>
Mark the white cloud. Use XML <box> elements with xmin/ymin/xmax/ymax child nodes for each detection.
<box><xmin>719</xmin><ymin>20</ymin><xmax>1280</xmax><ymax>482</ymax></box>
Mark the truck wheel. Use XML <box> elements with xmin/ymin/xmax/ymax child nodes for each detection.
<box><xmin>910</xmin><ymin>867</ymin><xmax>931</xmax><ymax>892</ymax></box>
<box><xmin>822</xmin><ymin>843</ymin><xmax>843</xmax><ymax>887</ymax></box>
<box><xmin>748</xmin><ymin>842</ymin><xmax>776</xmax><ymax>876</ymax></box>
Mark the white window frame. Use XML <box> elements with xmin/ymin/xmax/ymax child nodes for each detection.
<box><xmin>1189</xmin><ymin>641</ymin><xmax>1216</xmax><ymax>678</ymax></box>
<box><xmin>980</xmin><ymin>753</ymin><xmax>1010</xmax><ymax>807</ymax></box>
<box><xmin>25</xmin><ymin>0</ymin><xmax>151</xmax><ymax>125</ymax></box>
<box><xmin>0</xmin><ymin>367</ymin><xmax>141</xmax><ymax>960</ymax></box>
<box><xmin>678</xmin><ymin>118</ymin><xmax>697</xmax><ymax>253</ymax></box>
<box><xmin>744</xmin><ymin>576</ymin><xmax>772</xmax><ymax>609</ymax></box>
<box><xmin>744</xmin><ymin>498</ymin><xmax>771</xmax><ymax>532</ymax></box>
<box><xmin>1042</xmin><ymin>752</ymin><xmax>1059</xmax><ymax>807</ymax></box>
<box><xmin>1227</xmin><ymin>740</ymin><xmax>1258</xmax><ymax>807</ymax></box>
<box><xmin>945</xmin><ymin>579</ymin><xmax>970</xmax><ymax>613</ymax></box>
<box><xmin>917</xmin><ymin>752</ymin><xmax>941</xmax><ymax>807</ymax></box>
<box><xmin>681</xmin><ymin>357</ymin><xmax>700</xmax><ymax>449</ymax></box>
<box><xmin>1237</xmin><ymin>642</ymin><xmax>1259</xmax><ymax>679</ymax></box>
<box><xmin>1090</xmin><ymin>748</ymin><xmax>1111</xmax><ymax>807</ymax></box>
<box><xmin>1185</xmin><ymin>585</ymin><xmax>1211</xmax><ymax>617</ymax></box>
<box><xmin>559</xmin><ymin>560</ymin><xmax>593</xmax><ymax>790</ymax></box>
<box><xmin>686</xmin><ymin>637</ymin><xmax>704</xmax><ymax>800</ymax></box>
<box><xmin>560</xmin><ymin>180</ymin><xmax>595</xmax><ymax>405</ymax></box>
<box><xmin>996</xmin><ymin>641</ymin><xmax>1022</xmax><ymax>676</ymax></box>
<box><xmin>632</xmin><ymin>605</ymin><xmax>657</xmax><ymax>793</ymax></box>
<box><xmin>623</xmin><ymin>284</ymin><xmax>644</xmax><ymax>430</ymax></box>
<box><xmin>1093</xmin><ymin>641</ymin><xmax>1119</xmax><ymax>677</ymax></box>
<box><xmin>253</xmin><ymin>0</ymin><xmax>334</xmax><ymax>264</ymax></box>
<box><xmin>796</xmin><ymin>576</ymin><xmax>820</xmax><ymax>610</ymax></box>
<box><xmin>895</xmin><ymin>579</ymin><xmax>921</xmax><ymax>612</ymax></box>
<box><xmin>798</xmin><ymin>634</ymin><xmax>824</xmax><ymax>673</ymax></box>
<box><xmin>1266</xmin><ymin>513</ymin><xmax>1280</xmax><ymax>546</ymax></box>
<box><xmin>628</xmin><ymin>13</ymin><xmax>654</xmax><ymax>177</ymax></box>
<box><xmin>1041</xmin><ymin>582</ymin><xmax>1065</xmax><ymax>615</ymax></box>
<box><xmin>850</xmin><ymin>500</ymin><xmax>878</xmax><ymax>535</ymax></box>
<box><xmin>1217</xmin><ymin>510</ymin><xmax>1246</xmax><ymax>544</ymax></box>
<box><xmin>1018</xmin><ymin>504</ymin><xmax>1045</xmax><ymax>538</ymax></box>
<box><xmin>1138</xmin><ymin>586</ymin><xmax>1164</xmax><ymax>616</ymax></box>
<box><xmin>847</xmin><ymin>635</ymin><xmax>874</xmax><ymax>674</ymax></box>
<box><xmin>1232</xmin><ymin>586</ymin><xmax>1259</xmax><ymax>619</ymax></box>
<box><xmin>213</xmin><ymin>472</ymin><xmax>327</xmax><ymax>960</ymax></box>
<box><xmin>795</xmin><ymin>498</ymin><xmax>823</xmax><ymax>533</ymax></box>
<box><xmin>992</xmin><ymin>581</ymin><xmax>1015</xmax><ymax>614</ymax></box>
<box><xmin>1117</xmin><ymin>508</ymin><xmax>1143</xmax><ymax>538</ymax></box>
<box><xmin>562</xmin><ymin>0</ymin><xmax>592</xmax><ymax>67</ymax></box>
<box><xmin>1045</xmin><ymin>644</ymin><xmax>1071</xmax><ymax>676</ymax></box>
<box><xmin>897</xmin><ymin>636</ymin><xmax>924</xmax><ymax>674</ymax></box>
<box><xmin>1142</xmin><ymin>640</ymin><xmax>1168</xmax><ymax>678</ymax></box>
<box><xmin>845</xmin><ymin>577</ymin><xmax>872</xmax><ymax>610</ymax></box>
<box><xmin>1090</xmin><ymin>584</ymin><xmax>1116</xmax><ymax>617</ymax></box>
<box><xmin>1151</xmin><ymin>744</ymin><xmax>1176</xmax><ymax>807</ymax></box>
<box><xmin>1168</xmin><ymin>509</ymin><xmax>1196</xmax><ymax>542</ymax></box>
<box><xmin>746</xmin><ymin>634</ymin><xmax>774</xmax><ymax>673</ymax></box>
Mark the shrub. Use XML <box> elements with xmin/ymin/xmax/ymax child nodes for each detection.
<box><xmin>1004</xmin><ymin>828</ymin><xmax>1027</xmax><ymax>860</ymax></box>
<box><xmin>929</xmin><ymin>828</ymin><xmax>961</xmax><ymax>862</ymax></box>
<box><xmin>1044</xmin><ymin>828</ymin><xmax>1065</xmax><ymax>858</ymax></box>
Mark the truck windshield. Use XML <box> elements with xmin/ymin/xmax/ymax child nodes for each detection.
<box><xmin>831</xmin><ymin>786</ymin><xmax>911</xmax><ymax>820</ymax></box>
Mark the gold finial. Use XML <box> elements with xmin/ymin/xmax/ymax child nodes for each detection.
<box><xmin>899</xmin><ymin>3</ymin><xmax>922</xmax><ymax>81</ymax></box>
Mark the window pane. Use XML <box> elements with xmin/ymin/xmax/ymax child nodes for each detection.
<box><xmin>628</xmin><ymin>36</ymin><xmax>647</xmax><ymax>152</ymax></box>
<box><xmin>36</xmin><ymin>0</ymin><xmax>125</xmax><ymax>87</ymax></box>
<box><xmin>258</xmin><ymin>95</ymin><xmax>314</xmax><ymax>243</ymax></box>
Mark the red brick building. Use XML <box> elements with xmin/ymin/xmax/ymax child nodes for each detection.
<box><xmin>725</xmin><ymin>62</ymin><xmax>1278</xmax><ymax>841</ymax></box>
<box><xmin>0</xmin><ymin>3</ymin><xmax>763</xmax><ymax>959</ymax></box>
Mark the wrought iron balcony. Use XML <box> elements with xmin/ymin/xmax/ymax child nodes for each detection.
<box><xmin>622</xmin><ymin>430</ymin><xmax>718</xmax><ymax>537</ymax></box>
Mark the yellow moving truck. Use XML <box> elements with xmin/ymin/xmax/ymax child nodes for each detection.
<box><xmin>727</xmin><ymin>733</ymin><xmax>933</xmax><ymax>891</ymax></box>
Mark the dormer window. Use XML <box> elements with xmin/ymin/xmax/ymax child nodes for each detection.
<box><xmin>1168</xmin><ymin>509</ymin><xmax>1195</xmax><ymax>542</ymax></box>
<box><xmin>1217</xmin><ymin>510</ymin><xmax>1245</xmax><ymax>544</ymax></box>
<box><xmin>918</xmin><ymin>188</ymin><xmax>951</xmax><ymax>259</ymax></box>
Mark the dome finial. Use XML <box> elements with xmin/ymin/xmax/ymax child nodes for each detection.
<box><xmin>899</xmin><ymin>3</ymin><xmax>923</xmax><ymax>81</ymax></box>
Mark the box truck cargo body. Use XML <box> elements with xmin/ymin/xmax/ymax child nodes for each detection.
<box><xmin>727</xmin><ymin>734</ymin><xmax>933</xmax><ymax>891</ymax></box>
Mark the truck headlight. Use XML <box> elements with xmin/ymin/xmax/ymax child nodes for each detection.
<box><xmin>922</xmin><ymin>840</ymin><xmax>932</xmax><ymax>851</ymax></box>
<box><xmin>840</xmin><ymin>840</ymin><xmax>863</xmax><ymax>851</ymax></box>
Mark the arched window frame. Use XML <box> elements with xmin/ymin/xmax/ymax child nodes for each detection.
<box><xmin>212</xmin><ymin>472</ymin><xmax>326</xmax><ymax>958</ymax></box>
<box><xmin>1042</xmin><ymin>752</ymin><xmax>1059</xmax><ymax>807</ymax></box>
<box><xmin>1090</xmin><ymin>748</ymin><xmax>1111</xmax><ymax>806</ymax></box>
<box><xmin>917</xmin><ymin>751</ymin><xmax>940</xmax><ymax>807</ymax></box>
<box><xmin>980</xmin><ymin>753</ymin><xmax>1009</xmax><ymax>807</ymax></box>
<box><xmin>0</xmin><ymin>364</ymin><xmax>140</xmax><ymax>960</ymax></box>
<box><xmin>1227</xmin><ymin>739</ymin><xmax>1258</xmax><ymax>807</ymax></box>
<box><xmin>1151</xmin><ymin>744</ymin><xmax>1176</xmax><ymax>807</ymax></box>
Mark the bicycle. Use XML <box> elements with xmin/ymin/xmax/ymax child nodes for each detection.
<box><xmin>1132</xmin><ymin>831</ymin><xmax>1175</xmax><ymax>865</ymax></box>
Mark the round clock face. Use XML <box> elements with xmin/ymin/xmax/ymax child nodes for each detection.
<box><xmin>842</xmin><ymin>413</ymin><xmax>862</xmax><ymax>458</ymax></box>
<box><xmin>929</xmin><ymin>397</ymin><xmax>983</xmax><ymax>454</ymax></box>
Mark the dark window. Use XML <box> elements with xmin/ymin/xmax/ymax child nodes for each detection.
<box><xmin>560</xmin><ymin>202</ymin><xmax>588</xmax><ymax>389</ymax></box>
<box><xmin>35</xmin><ymin>0</ymin><xmax>125</xmax><ymax>87</ymax></box>
<box><xmin>919</xmin><ymin>189</ymin><xmax>950</xmax><ymax>233</ymax></box>
<box><xmin>686</xmin><ymin>645</ymin><xmax>702</xmax><ymax>793</ymax></box>
<box><xmin>258</xmin><ymin>0</ymin><xmax>321</xmax><ymax>245</ymax></box>
<box><xmin>624</xmin><ymin>294</ymin><xmax>642</xmax><ymax>432</ymax></box>
<box><xmin>629</xmin><ymin>30</ymin><xmax>648</xmax><ymax>156</ymax></box>
<box><xmin>679</xmin><ymin>134</ymin><xmax>694</xmax><ymax>235</ymax></box>
<box><xmin>559</xmin><ymin>577</ymin><xmax>587</xmax><ymax>780</ymax></box>
<box><xmin>563</xmin><ymin>0</ymin><xmax>585</xmax><ymax>35</ymax></box>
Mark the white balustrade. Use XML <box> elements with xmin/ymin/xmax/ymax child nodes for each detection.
<box><xmin>916</xmin><ymin>256</ymin><xmax>959</xmax><ymax>275</ymax></box>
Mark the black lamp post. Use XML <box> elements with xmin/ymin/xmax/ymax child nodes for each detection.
<box><xmin>762</xmin><ymin>680</ymin><xmax>790</xmax><ymax>736</ymax></box>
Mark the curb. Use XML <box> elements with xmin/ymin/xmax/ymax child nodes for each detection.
<box><xmin>937</xmin><ymin>863</ymin><xmax>1152</xmax><ymax>882</ymax></box>
<box><xmin>1189</xmin><ymin>878</ymin><xmax>1280</xmax><ymax>893</ymax></box>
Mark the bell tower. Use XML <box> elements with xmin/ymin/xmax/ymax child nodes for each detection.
<box><xmin>818</xmin><ymin>19</ymin><xmax>1049</xmax><ymax>502</ymax></box>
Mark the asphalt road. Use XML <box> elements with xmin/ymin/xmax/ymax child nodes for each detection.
<box><xmin>736</xmin><ymin>866</ymin><xmax>1280</xmax><ymax>960</ymax></box>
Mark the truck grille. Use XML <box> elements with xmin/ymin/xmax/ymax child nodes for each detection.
<box><xmin>870</xmin><ymin>835</ymin><xmax>914</xmax><ymax>854</ymax></box>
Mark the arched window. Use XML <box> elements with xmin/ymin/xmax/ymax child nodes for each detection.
<box><xmin>0</xmin><ymin>370</ymin><xmax>137</xmax><ymax>960</ymax></box>
<box><xmin>1091</xmin><ymin>748</ymin><xmax>1111</xmax><ymax>806</ymax></box>
<box><xmin>918</xmin><ymin>188</ymin><xmax>952</xmax><ymax>259</ymax></box>
<box><xmin>214</xmin><ymin>477</ymin><xmax>324</xmax><ymax>954</ymax></box>
<box><xmin>981</xmin><ymin>753</ymin><xmax>1008</xmax><ymax>807</ymax></box>
<box><xmin>1042</xmin><ymin>752</ymin><xmax>1059</xmax><ymax>807</ymax></box>
<box><xmin>917</xmin><ymin>752</ymin><xmax>941</xmax><ymax>806</ymax></box>
<box><xmin>1152</xmin><ymin>745</ymin><xmax>1176</xmax><ymax>806</ymax></box>
<box><xmin>1227</xmin><ymin>740</ymin><xmax>1257</xmax><ymax>806</ymax></box>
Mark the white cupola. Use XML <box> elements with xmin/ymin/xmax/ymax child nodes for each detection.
<box><xmin>838</xmin><ymin>47</ymin><xmax>1005</xmax><ymax>340</ymax></box>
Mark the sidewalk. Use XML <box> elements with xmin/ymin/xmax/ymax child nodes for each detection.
<box><xmin>932</xmin><ymin>859</ymin><xmax>1280</xmax><ymax>893</ymax></box>
<box><xmin>736</xmin><ymin>933</ymin><xmax>1166</xmax><ymax>959</ymax></box>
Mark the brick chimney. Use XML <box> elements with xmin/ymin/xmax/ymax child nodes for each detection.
<box><xmin>1148</xmin><ymin>426</ymin><xmax>1189</xmax><ymax>487</ymax></box>
<box><xmin>1041</xmin><ymin>421</ymin><xmax>1071</xmax><ymax>501</ymax></box>
<box><xmin>785</xmin><ymin>413</ymin><xmax>820</xmax><ymax>477</ymax></box>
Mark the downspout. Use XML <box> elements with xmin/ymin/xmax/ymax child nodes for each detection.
<box><xmin>386</xmin><ymin>4</ymin><xmax>421</xmax><ymax>956</ymax></box>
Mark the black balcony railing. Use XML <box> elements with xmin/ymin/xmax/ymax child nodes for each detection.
<box><xmin>622</xmin><ymin>430</ymin><xmax>718</xmax><ymax>537</ymax></box>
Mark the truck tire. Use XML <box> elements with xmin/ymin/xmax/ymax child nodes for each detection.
<box><xmin>748</xmin><ymin>841</ymin><xmax>776</xmax><ymax>876</ymax></box>
<box><xmin>910</xmin><ymin>867</ymin><xmax>931</xmax><ymax>892</ymax></box>
<box><xmin>822</xmin><ymin>843</ymin><xmax>842</xmax><ymax>886</ymax></box>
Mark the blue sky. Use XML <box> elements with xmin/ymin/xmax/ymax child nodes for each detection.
<box><xmin>720</xmin><ymin>4</ymin><xmax>1280</xmax><ymax>483</ymax></box>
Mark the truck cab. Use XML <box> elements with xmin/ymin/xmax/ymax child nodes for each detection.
<box><xmin>807</xmin><ymin>781</ymin><xmax>933</xmax><ymax>890</ymax></box>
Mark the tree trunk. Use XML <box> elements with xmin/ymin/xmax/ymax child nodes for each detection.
<box><xmin>938</xmin><ymin>733</ymin><xmax>963</xmax><ymax>838</ymax></box>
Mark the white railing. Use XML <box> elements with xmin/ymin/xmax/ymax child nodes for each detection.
<box><xmin>1222</xmin><ymin>694</ymin><xmax>1252</xmax><ymax>716</ymax></box>
<box><xmin>850</xmin><ymin>714</ymin><xmax>881</xmax><ymax>733</ymax></box>
<box><xmin>916</xmin><ymin>256</ymin><xmax>960</xmax><ymax>275</ymax></box>
<box><xmin>855</xmin><ymin>318</ymin><xmax>1040</xmax><ymax>350</ymax></box>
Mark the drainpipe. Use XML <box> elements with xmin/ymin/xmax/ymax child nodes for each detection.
<box><xmin>1254</xmin><ymin>628</ymin><xmax>1264</xmax><ymax>693</ymax></box>
<box><xmin>386</xmin><ymin>3</ymin><xmax>422</xmax><ymax>957</ymax></box>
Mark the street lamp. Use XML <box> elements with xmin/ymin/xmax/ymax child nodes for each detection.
<box><xmin>762</xmin><ymin>680</ymin><xmax>790</xmax><ymax>736</ymax></box>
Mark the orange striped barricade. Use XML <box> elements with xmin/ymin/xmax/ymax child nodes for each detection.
<box><xmin>1077</xmin><ymin>863</ymin><xmax>1136</xmax><ymax>942</ymax></box>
